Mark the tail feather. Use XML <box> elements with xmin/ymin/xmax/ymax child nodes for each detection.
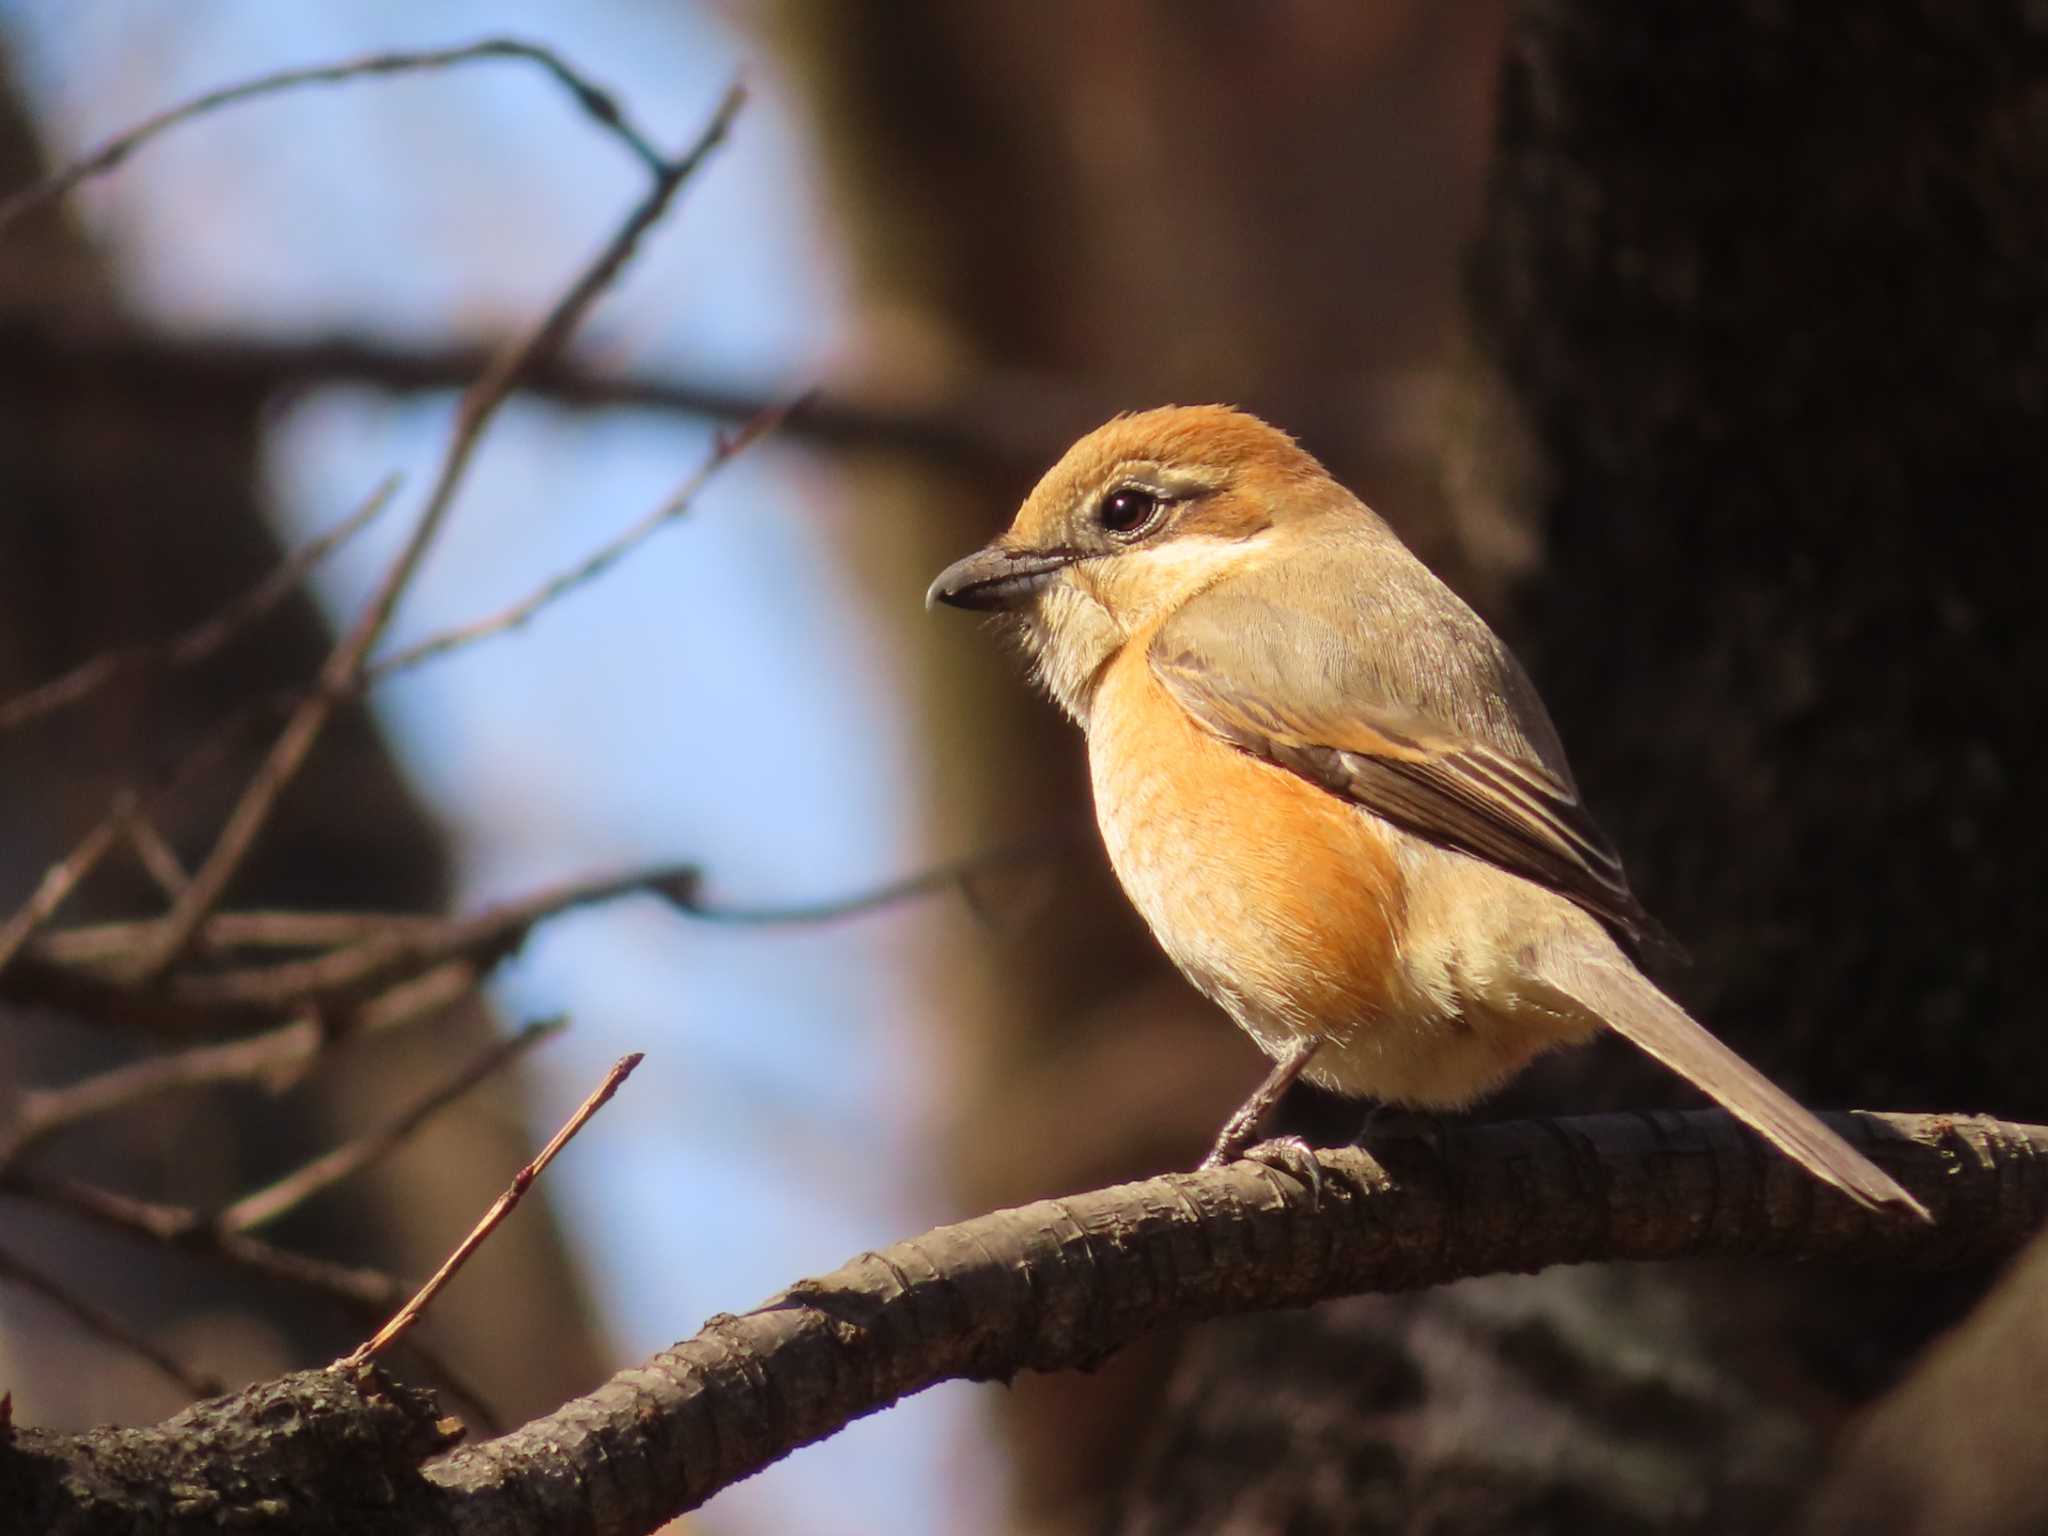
<box><xmin>1546</xmin><ymin>960</ymin><xmax>1930</xmax><ymax>1222</ymax></box>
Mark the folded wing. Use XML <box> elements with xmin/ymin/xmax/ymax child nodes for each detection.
<box><xmin>1148</xmin><ymin>541</ymin><xmax>1659</xmax><ymax>952</ymax></box>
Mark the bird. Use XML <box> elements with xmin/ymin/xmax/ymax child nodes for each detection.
<box><xmin>927</xmin><ymin>404</ymin><xmax>1927</xmax><ymax>1220</ymax></box>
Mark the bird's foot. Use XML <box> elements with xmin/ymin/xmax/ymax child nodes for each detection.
<box><xmin>1241</xmin><ymin>1135</ymin><xmax>1325</xmax><ymax>1204</ymax></box>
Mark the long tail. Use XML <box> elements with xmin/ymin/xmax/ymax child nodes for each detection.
<box><xmin>1542</xmin><ymin>958</ymin><xmax>1930</xmax><ymax>1221</ymax></box>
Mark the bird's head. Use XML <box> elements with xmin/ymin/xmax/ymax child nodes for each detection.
<box><xmin>927</xmin><ymin>405</ymin><xmax>1343</xmax><ymax>721</ymax></box>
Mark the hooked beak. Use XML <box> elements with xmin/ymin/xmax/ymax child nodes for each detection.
<box><xmin>925</xmin><ymin>543</ymin><xmax>1080</xmax><ymax>612</ymax></box>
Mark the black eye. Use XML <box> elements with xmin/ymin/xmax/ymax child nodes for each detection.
<box><xmin>1099</xmin><ymin>486</ymin><xmax>1160</xmax><ymax>536</ymax></box>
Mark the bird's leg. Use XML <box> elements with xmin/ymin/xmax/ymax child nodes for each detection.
<box><xmin>1200</xmin><ymin>1035</ymin><xmax>1321</xmax><ymax>1171</ymax></box>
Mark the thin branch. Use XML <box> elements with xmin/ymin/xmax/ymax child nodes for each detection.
<box><xmin>124</xmin><ymin>83</ymin><xmax>746</xmax><ymax>984</ymax></box>
<box><xmin>0</xmin><ymin>1017</ymin><xmax>321</xmax><ymax>1169</ymax></box>
<box><xmin>1</xmin><ymin>318</ymin><xmax>1444</xmax><ymax>475</ymax></box>
<box><xmin>31</xmin><ymin>911</ymin><xmax>439</xmax><ymax>970</ymax></box>
<box><xmin>347</xmin><ymin>961</ymin><xmax>483</xmax><ymax>1038</ymax></box>
<box><xmin>0</xmin><ymin>473</ymin><xmax>397</xmax><ymax>978</ymax></box>
<box><xmin>16</xmin><ymin>846</ymin><xmax>1052</xmax><ymax>1035</ymax></box>
<box><xmin>0</xmin><ymin>37</ymin><xmax>666</xmax><ymax>234</ymax></box>
<box><xmin>0</xmin><ymin>1174</ymin><xmax>504</xmax><ymax>1437</ymax></box>
<box><xmin>349</xmin><ymin>1051</ymin><xmax>642</xmax><ymax>1364</ymax></box>
<box><xmin>0</xmin><ymin>681</ymin><xmax>286</xmax><ymax>990</ymax></box>
<box><xmin>5</xmin><ymin>845</ymin><xmax>1054</xmax><ymax>1046</ymax></box>
<box><xmin>371</xmin><ymin>400</ymin><xmax>792</xmax><ymax>678</ymax></box>
<box><xmin>0</xmin><ymin>377</ymin><xmax>784</xmax><ymax>1005</ymax></box>
<box><xmin>3</xmin><ymin>1171</ymin><xmax>410</xmax><ymax>1313</ymax></box>
<box><xmin>0</xmin><ymin>477</ymin><xmax>398</xmax><ymax>733</ymax></box>
<box><xmin>0</xmin><ymin>792</ymin><xmax>134</xmax><ymax>974</ymax></box>
<box><xmin>150</xmin><ymin>867</ymin><xmax>701</xmax><ymax>1021</ymax></box>
<box><xmin>217</xmin><ymin>1017</ymin><xmax>565</xmax><ymax>1235</ymax></box>
<box><xmin>0</xmin><ymin>1241</ymin><xmax>221</xmax><ymax>1400</ymax></box>
<box><xmin>121</xmin><ymin>809</ymin><xmax>192</xmax><ymax>900</ymax></box>
<box><xmin>675</xmin><ymin>841</ymin><xmax>1067</xmax><ymax>928</ymax></box>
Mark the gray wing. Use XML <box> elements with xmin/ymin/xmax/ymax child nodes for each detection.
<box><xmin>1149</xmin><ymin>530</ymin><xmax>1658</xmax><ymax>951</ymax></box>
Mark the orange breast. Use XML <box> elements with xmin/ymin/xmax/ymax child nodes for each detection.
<box><xmin>1086</xmin><ymin>641</ymin><xmax>1408</xmax><ymax>1052</ymax></box>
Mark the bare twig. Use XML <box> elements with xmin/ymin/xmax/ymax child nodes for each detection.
<box><xmin>1</xmin><ymin>1171</ymin><xmax>503</xmax><ymax>1434</ymax></box>
<box><xmin>0</xmin><ymin>477</ymin><xmax>398</xmax><ymax>732</ymax></box>
<box><xmin>33</xmin><ymin>911</ymin><xmax>439</xmax><ymax>970</ymax></box>
<box><xmin>122</xmin><ymin>809</ymin><xmax>192</xmax><ymax>900</ymax></box>
<box><xmin>0</xmin><ymin>794</ymin><xmax>134</xmax><ymax>974</ymax></box>
<box><xmin>7</xmin><ymin>845</ymin><xmax>1055</xmax><ymax>1046</ymax></box>
<box><xmin>0</xmin><ymin>1241</ymin><xmax>222</xmax><ymax>1399</ymax></box>
<box><xmin>0</xmin><ymin>37</ymin><xmax>667</xmax><ymax>235</ymax></box>
<box><xmin>0</xmin><ymin>1017</ymin><xmax>321</xmax><ymax>1169</ymax></box>
<box><xmin>348</xmin><ymin>961</ymin><xmax>483</xmax><ymax>1038</ymax></box>
<box><xmin>0</xmin><ymin>380</ymin><xmax>784</xmax><ymax>1004</ymax></box>
<box><xmin>217</xmin><ymin>1017</ymin><xmax>565</xmax><ymax>1235</ymax></box>
<box><xmin>147</xmin><ymin>867</ymin><xmax>700</xmax><ymax>1021</ymax></box>
<box><xmin>0</xmin><ymin>473</ymin><xmax>399</xmax><ymax>979</ymax></box>
<box><xmin>372</xmin><ymin>400</ymin><xmax>792</xmax><ymax>678</ymax></box>
<box><xmin>677</xmin><ymin>841</ymin><xmax>1066</xmax><ymax>928</ymax></box>
<box><xmin>39</xmin><ymin>842</ymin><xmax>1054</xmax><ymax>967</ymax></box>
<box><xmin>5</xmin><ymin>319</ymin><xmax>1436</xmax><ymax>473</ymax></box>
<box><xmin>125</xmin><ymin>83</ymin><xmax>746</xmax><ymax>984</ymax></box>
<box><xmin>349</xmin><ymin>1051</ymin><xmax>642</xmax><ymax>1364</ymax></box>
<box><xmin>4</xmin><ymin>1171</ymin><xmax>411</xmax><ymax>1313</ymax></box>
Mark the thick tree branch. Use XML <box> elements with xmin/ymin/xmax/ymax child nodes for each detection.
<box><xmin>5</xmin><ymin>1110</ymin><xmax>2040</xmax><ymax>1535</ymax></box>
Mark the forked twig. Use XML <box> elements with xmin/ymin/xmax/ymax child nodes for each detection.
<box><xmin>2</xmin><ymin>1164</ymin><xmax>503</xmax><ymax>1432</ymax></box>
<box><xmin>0</xmin><ymin>374</ymin><xmax>779</xmax><ymax>1004</ymax></box>
<box><xmin>373</xmin><ymin>400</ymin><xmax>793</xmax><ymax>677</ymax></box>
<box><xmin>0</xmin><ymin>795</ymin><xmax>134</xmax><ymax>974</ymax></box>
<box><xmin>0</xmin><ymin>1017</ymin><xmax>321</xmax><ymax>1169</ymax></box>
<box><xmin>0</xmin><ymin>478</ymin><xmax>398</xmax><ymax>732</ymax></box>
<box><xmin>125</xmin><ymin>83</ymin><xmax>745</xmax><ymax>983</ymax></box>
<box><xmin>0</xmin><ymin>37</ymin><xmax>667</xmax><ymax>234</ymax></box>
<box><xmin>0</xmin><ymin>471</ymin><xmax>400</xmax><ymax>979</ymax></box>
<box><xmin>349</xmin><ymin>1052</ymin><xmax>643</xmax><ymax>1364</ymax></box>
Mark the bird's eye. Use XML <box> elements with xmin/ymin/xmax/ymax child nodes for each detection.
<box><xmin>1099</xmin><ymin>486</ymin><xmax>1161</xmax><ymax>536</ymax></box>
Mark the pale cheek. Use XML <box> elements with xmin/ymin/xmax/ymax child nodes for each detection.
<box><xmin>1023</xmin><ymin>583</ymin><xmax>1124</xmax><ymax>723</ymax></box>
<box><xmin>1090</xmin><ymin>534</ymin><xmax>1281</xmax><ymax>633</ymax></box>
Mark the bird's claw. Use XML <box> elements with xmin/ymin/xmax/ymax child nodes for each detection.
<box><xmin>1239</xmin><ymin>1135</ymin><xmax>1325</xmax><ymax>1204</ymax></box>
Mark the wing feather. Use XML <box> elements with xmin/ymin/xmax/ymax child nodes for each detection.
<box><xmin>1149</xmin><ymin>552</ymin><xmax>1660</xmax><ymax>951</ymax></box>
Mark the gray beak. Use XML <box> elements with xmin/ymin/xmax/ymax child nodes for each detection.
<box><xmin>925</xmin><ymin>543</ymin><xmax>1080</xmax><ymax>611</ymax></box>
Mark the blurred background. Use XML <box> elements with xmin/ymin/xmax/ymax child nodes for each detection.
<box><xmin>0</xmin><ymin>3</ymin><xmax>2040</xmax><ymax>1534</ymax></box>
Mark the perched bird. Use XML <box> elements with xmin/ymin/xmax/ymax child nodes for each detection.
<box><xmin>928</xmin><ymin>404</ymin><xmax>1926</xmax><ymax>1219</ymax></box>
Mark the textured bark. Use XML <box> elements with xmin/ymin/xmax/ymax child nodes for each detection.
<box><xmin>5</xmin><ymin>1111</ymin><xmax>2039</xmax><ymax>1536</ymax></box>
